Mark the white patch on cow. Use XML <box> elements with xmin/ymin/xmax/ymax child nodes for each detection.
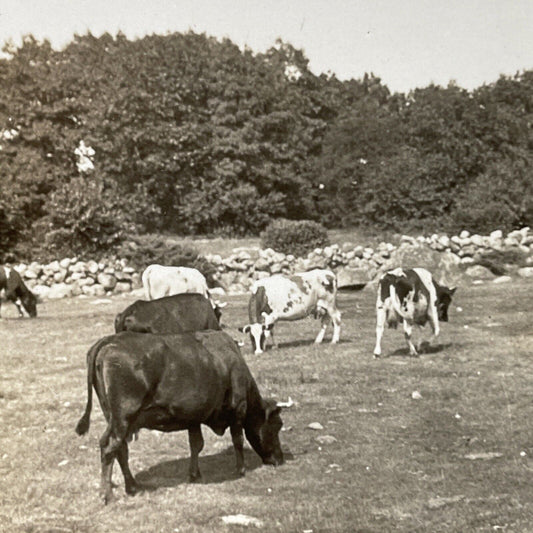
<box><xmin>4</xmin><ymin>266</ymin><xmax>11</xmax><ymax>278</ymax></box>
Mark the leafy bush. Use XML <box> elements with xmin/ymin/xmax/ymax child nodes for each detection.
<box><xmin>40</xmin><ymin>177</ymin><xmax>126</xmax><ymax>259</ymax></box>
<box><xmin>448</xmin><ymin>159</ymin><xmax>533</xmax><ymax>234</ymax></box>
<box><xmin>116</xmin><ymin>235</ymin><xmax>218</xmax><ymax>287</ymax></box>
<box><xmin>260</xmin><ymin>219</ymin><xmax>329</xmax><ymax>257</ymax></box>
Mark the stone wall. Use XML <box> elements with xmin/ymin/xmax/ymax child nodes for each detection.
<box><xmin>14</xmin><ymin>227</ymin><xmax>533</xmax><ymax>299</ymax></box>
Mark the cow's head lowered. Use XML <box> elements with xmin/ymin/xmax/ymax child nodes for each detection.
<box><xmin>435</xmin><ymin>284</ymin><xmax>456</xmax><ymax>322</ymax></box>
<box><xmin>246</xmin><ymin>397</ymin><xmax>294</xmax><ymax>466</ymax></box>
<box><xmin>239</xmin><ymin>313</ymin><xmax>275</xmax><ymax>355</ymax></box>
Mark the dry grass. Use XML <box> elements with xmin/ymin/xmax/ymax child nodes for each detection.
<box><xmin>1</xmin><ymin>280</ymin><xmax>532</xmax><ymax>532</ymax></box>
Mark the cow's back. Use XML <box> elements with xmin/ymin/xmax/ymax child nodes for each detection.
<box><xmin>142</xmin><ymin>265</ymin><xmax>209</xmax><ymax>300</ymax></box>
<box><xmin>115</xmin><ymin>293</ymin><xmax>221</xmax><ymax>334</ymax></box>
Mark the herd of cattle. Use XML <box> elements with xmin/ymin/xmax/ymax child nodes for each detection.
<box><xmin>1</xmin><ymin>262</ymin><xmax>456</xmax><ymax>503</ymax></box>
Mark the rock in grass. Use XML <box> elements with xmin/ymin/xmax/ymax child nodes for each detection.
<box><xmin>427</xmin><ymin>495</ymin><xmax>465</xmax><ymax>509</ymax></box>
<box><xmin>307</xmin><ymin>422</ymin><xmax>324</xmax><ymax>430</ymax></box>
<box><xmin>315</xmin><ymin>435</ymin><xmax>338</xmax><ymax>445</ymax></box>
<box><xmin>464</xmin><ymin>452</ymin><xmax>503</xmax><ymax>460</ymax></box>
<box><xmin>221</xmin><ymin>514</ymin><xmax>264</xmax><ymax>528</ymax></box>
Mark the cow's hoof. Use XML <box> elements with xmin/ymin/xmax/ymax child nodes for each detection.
<box><xmin>102</xmin><ymin>491</ymin><xmax>114</xmax><ymax>505</ymax></box>
<box><xmin>189</xmin><ymin>473</ymin><xmax>202</xmax><ymax>483</ymax></box>
<box><xmin>236</xmin><ymin>468</ymin><xmax>246</xmax><ymax>477</ymax></box>
<box><xmin>409</xmin><ymin>352</ymin><xmax>419</xmax><ymax>358</ymax></box>
<box><xmin>373</xmin><ymin>353</ymin><xmax>381</xmax><ymax>359</ymax></box>
<box><xmin>125</xmin><ymin>481</ymin><xmax>139</xmax><ymax>496</ymax></box>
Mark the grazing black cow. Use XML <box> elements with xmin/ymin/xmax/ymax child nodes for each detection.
<box><xmin>114</xmin><ymin>293</ymin><xmax>222</xmax><ymax>334</ymax></box>
<box><xmin>75</xmin><ymin>330</ymin><xmax>290</xmax><ymax>504</ymax></box>
<box><xmin>373</xmin><ymin>267</ymin><xmax>456</xmax><ymax>357</ymax></box>
<box><xmin>0</xmin><ymin>265</ymin><xmax>37</xmax><ymax>318</ymax></box>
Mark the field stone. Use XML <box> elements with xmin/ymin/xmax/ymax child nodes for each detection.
<box><xmin>221</xmin><ymin>514</ymin><xmax>264</xmax><ymax>528</ymax></box>
<box><xmin>493</xmin><ymin>275</ymin><xmax>512</xmax><ymax>284</ymax></box>
<box><xmin>465</xmin><ymin>265</ymin><xmax>495</xmax><ymax>279</ymax></box>
<box><xmin>97</xmin><ymin>273</ymin><xmax>117</xmax><ymax>290</ymax></box>
<box><xmin>307</xmin><ymin>422</ymin><xmax>324</xmax><ymax>431</ymax></box>
<box><xmin>47</xmin><ymin>283</ymin><xmax>74</xmax><ymax>299</ymax></box>
<box><xmin>464</xmin><ymin>452</ymin><xmax>503</xmax><ymax>460</ymax></box>
<box><xmin>427</xmin><ymin>495</ymin><xmax>465</xmax><ymax>509</ymax></box>
<box><xmin>517</xmin><ymin>267</ymin><xmax>533</xmax><ymax>278</ymax></box>
<box><xmin>315</xmin><ymin>435</ymin><xmax>338</xmax><ymax>445</ymax></box>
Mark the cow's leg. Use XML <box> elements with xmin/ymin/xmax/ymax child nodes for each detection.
<box><xmin>116</xmin><ymin>441</ymin><xmax>138</xmax><ymax>496</ymax></box>
<box><xmin>14</xmin><ymin>298</ymin><xmax>26</xmax><ymax>317</ymax></box>
<box><xmin>230</xmin><ymin>424</ymin><xmax>246</xmax><ymax>477</ymax></box>
<box><xmin>428</xmin><ymin>302</ymin><xmax>440</xmax><ymax>339</ymax></box>
<box><xmin>314</xmin><ymin>312</ymin><xmax>330</xmax><ymax>344</ymax></box>
<box><xmin>374</xmin><ymin>304</ymin><xmax>386</xmax><ymax>357</ymax></box>
<box><xmin>188</xmin><ymin>425</ymin><xmax>204</xmax><ymax>482</ymax></box>
<box><xmin>99</xmin><ymin>425</ymin><xmax>118</xmax><ymax>504</ymax></box>
<box><xmin>403</xmin><ymin>321</ymin><xmax>418</xmax><ymax>356</ymax></box>
<box><xmin>329</xmin><ymin>308</ymin><xmax>341</xmax><ymax>344</ymax></box>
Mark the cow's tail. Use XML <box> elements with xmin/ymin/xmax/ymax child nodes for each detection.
<box><xmin>249</xmin><ymin>285</ymin><xmax>268</xmax><ymax>323</ymax></box>
<box><xmin>75</xmin><ymin>337</ymin><xmax>107</xmax><ymax>436</ymax></box>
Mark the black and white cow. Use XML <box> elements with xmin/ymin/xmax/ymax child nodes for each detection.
<box><xmin>373</xmin><ymin>267</ymin><xmax>456</xmax><ymax>357</ymax></box>
<box><xmin>0</xmin><ymin>265</ymin><xmax>37</xmax><ymax>318</ymax></box>
<box><xmin>239</xmin><ymin>269</ymin><xmax>342</xmax><ymax>354</ymax></box>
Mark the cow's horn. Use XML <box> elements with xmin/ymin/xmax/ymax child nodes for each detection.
<box><xmin>215</xmin><ymin>301</ymin><xmax>228</xmax><ymax>308</ymax></box>
<box><xmin>276</xmin><ymin>397</ymin><xmax>295</xmax><ymax>408</ymax></box>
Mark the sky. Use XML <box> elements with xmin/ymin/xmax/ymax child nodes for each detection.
<box><xmin>0</xmin><ymin>0</ymin><xmax>532</xmax><ymax>94</ymax></box>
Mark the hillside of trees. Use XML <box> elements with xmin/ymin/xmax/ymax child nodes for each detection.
<box><xmin>1</xmin><ymin>31</ymin><xmax>532</xmax><ymax>261</ymax></box>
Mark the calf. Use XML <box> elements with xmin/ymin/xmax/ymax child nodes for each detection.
<box><xmin>0</xmin><ymin>265</ymin><xmax>37</xmax><ymax>318</ymax></box>
<box><xmin>114</xmin><ymin>293</ymin><xmax>221</xmax><ymax>334</ymax></box>
<box><xmin>239</xmin><ymin>269</ymin><xmax>341</xmax><ymax>354</ymax></box>
<box><xmin>76</xmin><ymin>330</ymin><xmax>290</xmax><ymax>504</ymax></box>
<box><xmin>373</xmin><ymin>267</ymin><xmax>456</xmax><ymax>357</ymax></box>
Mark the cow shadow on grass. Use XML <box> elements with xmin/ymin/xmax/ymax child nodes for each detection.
<box><xmin>135</xmin><ymin>446</ymin><xmax>263</xmax><ymax>490</ymax></box>
<box><xmin>273</xmin><ymin>338</ymin><xmax>352</xmax><ymax>350</ymax></box>
<box><xmin>387</xmin><ymin>342</ymin><xmax>453</xmax><ymax>357</ymax></box>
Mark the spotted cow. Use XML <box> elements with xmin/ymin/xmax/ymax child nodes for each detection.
<box><xmin>239</xmin><ymin>269</ymin><xmax>341</xmax><ymax>354</ymax></box>
<box><xmin>373</xmin><ymin>267</ymin><xmax>456</xmax><ymax>357</ymax></box>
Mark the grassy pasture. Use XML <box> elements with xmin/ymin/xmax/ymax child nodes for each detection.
<box><xmin>0</xmin><ymin>280</ymin><xmax>532</xmax><ymax>532</ymax></box>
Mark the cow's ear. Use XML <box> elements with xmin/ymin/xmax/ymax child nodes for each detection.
<box><xmin>239</xmin><ymin>325</ymin><xmax>251</xmax><ymax>334</ymax></box>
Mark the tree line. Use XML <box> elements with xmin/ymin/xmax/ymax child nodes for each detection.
<box><xmin>1</xmin><ymin>31</ymin><xmax>532</xmax><ymax>260</ymax></box>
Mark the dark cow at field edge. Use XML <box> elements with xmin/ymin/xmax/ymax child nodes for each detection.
<box><xmin>239</xmin><ymin>269</ymin><xmax>342</xmax><ymax>354</ymax></box>
<box><xmin>75</xmin><ymin>330</ymin><xmax>290</xmax><ymax>504</ymax></box>
<box><xmin>373</xmin><ymin>267</ymin><xmax>456</xmax><ymax>357</ymax></box>
<box><xmin>114</xmin><ymin>293</ymin><xmax>221</xmax><ymax>334</ymax></box>
<box><xmin>0</xmin><ymin>265</ymin><xmax>37</xmax><ymax>318</ymax></box>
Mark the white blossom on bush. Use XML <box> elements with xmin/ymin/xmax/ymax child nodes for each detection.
<box><xmin>74</xmin><ymin>140</ymin><xmax>95</xmax><ymax>173</ymax></box>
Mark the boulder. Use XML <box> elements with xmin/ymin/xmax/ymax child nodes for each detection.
<box><xmin>518</xmin><ymin>267</ymin><xmax>533</xmax><ymax>278</ymax></box>
<box><xmin>47</xmin><ymin>283</ymin><xmax>74</xmax><ymax>299</ymax></box>
<box><xmin>336</xmin><ymin>267</ymin><xmax>372</xmax><ymax>289</ymax></box>
<box><xmin>465</xmin><ymin>265</ymin><xmax>495</xmax><ymax>280</ymax></box>
<box><xmin>97</xmin><ymin>273</ymin><xmax>117</xmax><ymax>291</ymax></box>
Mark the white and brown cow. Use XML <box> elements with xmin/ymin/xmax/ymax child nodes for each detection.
<box><xmin>141</xmin><ymin>264</ymin><xmax>226</xmax><ymax>321</ymax></box>
<box><xmin>373</xmin><ymin>267</ymin><xmax>456</xmax><ymax>357</ymax></box>
<box><xmin>239</xmin><ymin>269</ymin><xmax>342</xmax><ymax>354</ymax></box>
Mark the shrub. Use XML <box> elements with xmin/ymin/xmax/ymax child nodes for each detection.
<box><xmin>260</xmin><ymin>219</ymin><xmax>329</xmax><ymax>257</ymax></box>
<box><xmin>40</xmin><ymin>176</ymin><xmax>126</xmax><ymax>259</ymax></box>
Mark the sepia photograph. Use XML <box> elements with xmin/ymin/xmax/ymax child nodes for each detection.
<box><xmin>0</xmin><ymin>1</ymin><xmax>532</xmax><ymax>531</ymax></box>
